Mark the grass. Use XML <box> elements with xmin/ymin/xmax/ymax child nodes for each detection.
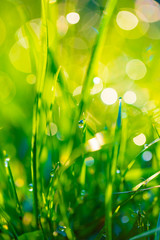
<box><xmin>1</xmin><ymin>0</ymin><xmax>160</xmax><ymax>239</ymax></box>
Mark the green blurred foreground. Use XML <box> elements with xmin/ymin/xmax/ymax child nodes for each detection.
<box><xmin>1</xmin><ymin>0</ymin><xmax>160</xmax><ymax>239</ymax></box>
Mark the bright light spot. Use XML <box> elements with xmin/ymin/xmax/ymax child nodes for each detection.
<box><xmin>142</xmin><ymin>151</ymin><xmax>152</xmax><ymax>161</ymax></box>
<box><xmin>85</xmin><ymin>156</ymin><xmax>94</xmax><ymax>166</ymax></box>
<box><xmin>136</xmin><ymin>0</ymin><xmax>160</xmax><ymax>23</ymax></box>
<box><xmin>93</xmin><ymin>77</ymin><xmax>101</xmax><ymax>84</ymax></box>
<box><xmin>123</xmin><ymin>91</ymin><xmax>137</xmax><ymax>104</ymax></box>
<box><xmin>87</xmin><ymin>138</ymin><xmax>101</xmax><ymax>152</ymax></box>
<box><xmin>57</xmin><ymin>16</ymin><xmax>68</xmax><ymax>36</ymax></box>
<box><xmin>26</xmin><ymin>74</ymin><xmax>36</xmax><ymax>85</ymax></box>
<box><xmin>53</xmin><ymin>232</ymin><xmax>58</xmax><ymax>237</ymax></box>
<box><xmin>143</xmin><ymin>192</ymin><xmax>151</xmax><ymax>200</ymax></box>
<box><xmin>28</xmin><ymin>183</ymin><xmax>33</xmax><ymax>192</ymax></box>
<box><xmin>9</xmin><ymin>41</ymin><xmax>31</xmax><ymax>73</ymax></box>
<box><xmin>3</xmin><ymin>225</ymin><xmax>8</xmax><ymax>230</ymax></box>
<box><xmin>18</xmin><ymin>37</ymin><xmax>29</xmax><ymax>49</ymax></box>
<box><xmin>116</xmin><ymin>11</ymin><xmax>138</xmax><ymax>30</ymax></box>
<box><xmin>126</xmin><ymin>59</ymin><xmax>147</xmax><ymax>80</ymax></box>
<box><xmin>95</xmin><ymin>132</ymin><xmax>105</xmax><ymax>146</ymax></box>
<box><xmin>49</xmin><ymin>0</ymin><xmax>56</xmax><ymax>3</ymax></box>
<box><xmin>121</xmin><ymin>216</ymin><xmax>129</xmax><ymax>224</ymax></box>
<box><xmin>15</xmin><ymin>178</ymin><xmax>24</xmax><ymax>187</ymax></box>
<box><xmin>133</xmin><ymin>133</ymin><xmax>146</xmax><ymax>146</ymax></box>
<box><xmin>73</xmin><ymin>86</ymin><xmax>82</xmax><ymax>96</ymax></box>
<box><xmin>29</xmin><ymin>19</ymin><xmax>41</xmax><ymax>39</ymax></box>
<box><xmin>66</xmin><ymin>12</ymin><xmax>80</xmax><ymax>24</ymax></box>
<box><xmin>90</xmin><ymin>78</ymin><xmax>103</xmax><ymax>95</ymax></box>
<box><xmin>46</xmin><ymin>122</ymin><xmax>58</xmax><ymax>136</ymax></box>
<box><xmin>5</xmin><ymin>161</ymin><xmax>8</xmax><ymax>168</ymax></box>
<box><xmin>101</xmin><ymin>88</ymin><xmax>118</xmax><ymax>105</ymax></box>
<box><xmin>23</xmin><ymin>213</ymin><xmax>33</xmax><ymax>226</ymax></box>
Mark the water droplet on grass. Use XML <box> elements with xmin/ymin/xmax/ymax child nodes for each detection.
<box><xmin>81</xmin><ymin>189</ymin><xmax>86</xmax><ymax>196</ymax></box>
<box><xmin>78</xmin><ymin>120</ymin><xmax>84</xmax><ymax>128</ymax></box>
<box><xmin>4</xmin><ymin>161</ymin><xmax>8</xmax><ymax>167</ymax></box>
<box><xmin>144</xmin><ymin>143</ymin><xmax>148</xmax><ymax>149</ymax></box>
<box><xmin>28</xmin><ymin>183</ymin><xmax>33</xmax><ymax>192</ymax></box>
<box><xmin>50</xmin><ymin>169</ymin><xmax>55</xmax><ymax>177</ymax></box>
<box><xmin>5</xmin><ymin>157</ymin><xmax>10</xmax><ymax>162</ymax></box>
<box><xmin>57</xmin><ymin>226</ymin><xmax>67</xmax><ymax>237</ymax></box>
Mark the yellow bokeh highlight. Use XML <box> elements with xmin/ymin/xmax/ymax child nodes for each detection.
<box><xmin>116</xmin><ymin>11</ymin><xmax>138</xmax><ymax>30</ymax></box>
<box><xmin>126</xmin><ymin>59</ymin><xmax>147</xmax><ymax>80</ymax></box>
<box><xmin>9</xmin><ymin>41</ymin><xmax>31</xmax><ymax>73</ymax></box>
<box><xmin>123</xmin><ymin>91</ymin><xmax>137</xmax><ymax>104</ymax></box>
<box><xmin>133</xmin><ymin>133</ymin><xmax>146</xmax><ymax>146</ymax></box>
<box><xmin>66</xmin><ymin>12</ymin><xmax>80</xmax><ymax>24</ymax></box>
<box><xmin>101</xmin><ymin>88</ymin><xmax>118</xmax><ymax>105</ymax></box>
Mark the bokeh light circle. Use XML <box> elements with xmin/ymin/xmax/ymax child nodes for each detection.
<box><xmin>66</xmin><ymin>12</ymin><xmax>80</xmax><ymax>24</ymax></box>
<box><xmin>116</xmin><ymin>11</ymin><xmax>138</xmax><ymax>30</ymax></box>
<box><xmin>123</xmin><ymin>91</ymin><xmax>137</xmax><ymax>104</ymax></box>
<box><xmin>142</xmin><ymin>151</ymin><xmax>152</xmax><ymax>161</ymax></box>
<box><xmin>101</xmin><ymin>88</ymin><xmax>118</xmax><ymax>105</ymax></box>
<box><xmin>133</xmin><ymin>133</ymin><xmax>146</xmax><ymax>146</ymax></box>
<box><xmin>126</xmin><ymin>59</ymin><xmax>147</xmax><ymax>80</ymax></box>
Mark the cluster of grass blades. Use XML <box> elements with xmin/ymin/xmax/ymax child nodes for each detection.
<box><xmin>1</xmin><ymin>0</ymin><xmax>160</xmax><ymax>239</ymax></box>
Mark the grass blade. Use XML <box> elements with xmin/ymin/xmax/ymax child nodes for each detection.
<box><xmin>79</xmin><ymin>0</ymin><xmax>118</xmax><ymax>115</ymax></box>
<box><xmin>130</xmin><ymin>227</ymin><xmax>160</xmax><ymax>240</ymax></box>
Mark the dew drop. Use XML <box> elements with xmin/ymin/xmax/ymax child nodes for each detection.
<box><xmin>81</xmin><ymin>189</ymin><xmax>85</xmax><ymax>195</ymax></box>
<box><xmin>57</xmin><ymin>226</ymin><xmax>67</xmax><ymax>237</ymax></box>
<box><xmin>5</xmin><ymin>157</ymin><xmax>10</xmax><ymax>162</ymax></box>
<box><xmin>78</xmin><ymin>120</ymin><xmax>84</xmax><ymax>129</ymax></box>
<box><xmin>50</xmin><ymin>169</ymin><xmax>55</xmax><ymax>178</ymax></box>
<box><xmin>4</xmin><ymin>161</ymin><xmax>9</xmax><ymax>168</ymax></box>
<box><xmin>28</xmin><ymin>183</ymin><xmax>33</xmax><ymax>192</ymax></box>
<box><xmin>58</xmin><ymin>225</ymin><xmax>66</xmax><ymax>231</ymax></box>
<box><xmin>144</xmin><ymin>143</ymin><xmax>148</xmax><ymax>149</ymax></box>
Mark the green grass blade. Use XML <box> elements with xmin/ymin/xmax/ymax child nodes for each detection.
<box><xmin>79</xmin><ymin>0</ymin><xmax>118</xmax><ymax>115</ymax></box>
<box><xmin>104</xmin><ymin>98</ymin><xmax>122</xmax><ymax>240</ymax></box>
<box><xmin>0</xmin><ymin>206</ymin><xmax>19</xmax><ymax>240</ymax></box>
<box><xmin>130</xmin><ymin>227</ymin><xmax>160</xmax><ymax>240</ymax></box>
<box><xmin>155</xmin><ymin>213</ymin><xmax>160</xmax><ymax>240</ymax></box>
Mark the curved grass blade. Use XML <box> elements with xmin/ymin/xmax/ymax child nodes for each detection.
<box><xmin>79</xmin><ymin>0</ymin><xmax>118</xmax><ymax>116</ymax></box>
<box><xmin>105</xmin><ymin>98</ymin><xmax>122</xmax><ymax>240</ymax></box>
<box><xmin>155</xmin><ymin>213</ymin><xmax>160</xmax><ymax>240</ymax></box>
<box><xmin>31</xmin><ymin>0</ymin><xmax>48</xmax><ymax>228</ymax></box>
<box><xmin>130</xmin><ymin>226</ymin><xmax>160</xmax><ymax>240</ymax></box>
<box><xmin>4</xmin><ymin>160</ymin><xmax>23</xmax><ymax>221</ymax></box>
<box><xmin>0</xmin><ymin>206</ymin><xmax>19</xmax><ymax>240</ymax></box>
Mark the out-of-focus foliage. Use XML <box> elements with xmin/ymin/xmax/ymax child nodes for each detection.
<box><xmin>1</xmin><ymin>0</ymin><xmax>160</xmax><ymax>239</ymax></box>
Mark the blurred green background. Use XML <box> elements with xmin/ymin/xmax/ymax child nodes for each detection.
<box><xmin>1</xmin><ymin>0</ymin><xmax>160</xmax><ymax>239</ymax></box>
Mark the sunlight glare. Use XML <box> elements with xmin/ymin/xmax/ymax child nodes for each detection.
<box><xmin>116</xmin><ymin>11</ymin><xmax>138</xmax><ymax>30</ymax></box>
<box><xmin>123</xmin><ymin>91</ymin><xmax>137</xmax><ymax>104</ymax></box>
<box><xmin>126</xmin><ymin>59</ymin><xmax>147</xmax><ymax>80</ymax></box>
<box><xmin>133</xmin><ymin>133</ymin><xmax>146</xmax><ymax>146</ymax></box>
<box><xmin>101</xmin><ymin>88</ymin><xmax>118</xmax><ymax>105</ymax></box>
<box><xmin>66</xmin><ymin>12</ymin><xmax>80</xmax><ymax>24</ymax></box>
